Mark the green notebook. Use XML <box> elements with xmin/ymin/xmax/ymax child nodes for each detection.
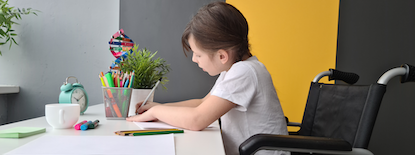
<box><xmin>0</xmin><ymin>127</ymin><xmax>46</xmax><ymax>138</ymax></box>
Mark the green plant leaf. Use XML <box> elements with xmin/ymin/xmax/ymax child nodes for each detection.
<box><xmin>0</xmin><ymin>0</ymin><xmax>39</xmax><ymax>56</ymax></box>
<box><xmin>115</xmin><ymin>44</ymin><xmax>170</xmax><ymax>89</ymax></box>
<box><xmin>11</xmin><ymin>37</ymin><xmax>17</xmax><ymax>44</ymax></box>
<box><xmin>0</xmin><ymin>29</ymin><xmax>5</xmax><ymax>36</ymax></box>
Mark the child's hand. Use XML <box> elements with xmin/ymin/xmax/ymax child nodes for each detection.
<box><xmin>135</xmin><ymin>101</ymin><xmax>160</xmax><ymax>114</ymax></box>
<box><xmin>126</xmin><ymin>109</ymin><xmax>158</xmax><ymax>122</ymax></box>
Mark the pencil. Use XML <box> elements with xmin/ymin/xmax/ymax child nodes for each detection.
<box><xmin>137</xmin><ymin>78</ymin><xmax>162</xmax><ymax>112</ymax></box>
<box><xmin>129</xmin><ymin>71</ymin><xmax>135</xmax><ymax>88</ymax></box>
<box><xmin>112</xmin><ymin>103</ymin><xmax>122</xmax><ymax>117</ymax></box>
<box><xmin>102</xmin><ymin>75</ymin><xmax>110</xmax><ymax>88</ymax></box>
<box><xmin>105</xmin><ymin>102</ymin><xmax>113</xmax><ymax>117</ymax></box>
<box><xmin>103</xmin><ymin>91</ymin><xmax>116</xmax><ymax>117</ymax></box>
<box><xmin>115</xmin><ymin>129</ymin><xmax>181</xmax><ymax>134</ymax></box>
<box><xmin>117</xmin><ymin>73</ymin><xmax>121</xmax><ymax>87</ymax></box>
<box><xmin>122</xmin><ymin>72</ymin><xmax>129</xmax><ymax>87</ymax></box>
<box><xmin>130</xmin><ymin>130</ymin><xmax>183</xmax><ymax>136</ymax></box>
<box><xmin>115</xmin><ymin>129</ymin><xmax>184</xmax><ymax>136</ymax></box>
<box><xmin>99</xmin><ymin>75</ymin><xmax>106</xmax><ymax>87</ymax></box>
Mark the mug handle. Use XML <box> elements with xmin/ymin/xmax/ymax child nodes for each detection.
<box><xmin>59</xmin><ymin>109</ymin><xmax>65</xmax><ymax>124</ymax></box>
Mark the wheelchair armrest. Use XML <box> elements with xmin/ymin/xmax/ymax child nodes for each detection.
<box><xmin>287</xmin><ymin>122</ymin><xmax>301</xmax><ymax>135</ymax></box>
<box><xmin>285</xmin><ymin>116</ymin><xmax>301</xmax><ymax>127</ymax></box>
<box><xmin>239</xmin><ymin>134</ymin><xmax>352</xmax><ymax>155</ymax></box>
<box><xmin>285</xmin><ymin>117</ymin><xmax>301</xmax><ymax>135</ymax></box>
<box><xmin>287</xmin><ymin>122</ymin><xmax>301</xmax><ymax>127</ymax></box>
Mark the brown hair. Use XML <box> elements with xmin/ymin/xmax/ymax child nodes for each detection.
<box><xmin>181</xmin><ymin>1</ymin><xmax>252</xmax><ymax>62</ymax></box>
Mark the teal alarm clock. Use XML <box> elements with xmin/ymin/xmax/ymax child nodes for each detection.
<box><xmin>59</xmin><ymin>76</ymin><xmax>89</xmax><ymax>115</ymax></box>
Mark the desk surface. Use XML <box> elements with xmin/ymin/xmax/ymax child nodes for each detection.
<box><xmin>0</xmin><ymin>104</ymin><xmax>225</xmax><ymax>155</ymax></box>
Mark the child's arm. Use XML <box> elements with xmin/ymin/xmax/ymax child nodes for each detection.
<box><xmin>127</xmin><ymin>94</ymin><xmax>235</xmax><ymax>131</ymax></box>
<box><xmin>163</xmin><ymin>93</ymin><xmax>211</xmax><ymax>107</ymax></box>
<box><xmin>135</xmin><ymin>93</ymin><xmax>211</xmax><ymax>114</ymax></box>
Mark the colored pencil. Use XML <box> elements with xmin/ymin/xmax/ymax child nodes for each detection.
<box><xmin>115</xmin><ymin>129</ymin><xmax>183</xmax><ymax>136</ymax></box>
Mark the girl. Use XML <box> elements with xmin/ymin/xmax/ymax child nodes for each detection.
<box><xmin>127</xmin><ymin>2</ymin><xmax>288</xmax><ymax>155</ymax></box>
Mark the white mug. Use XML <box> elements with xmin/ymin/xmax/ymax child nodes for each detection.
<box><xmin>45</xmin><ymin>104</ymin><xmax>80</xmax><ymax>129</ymax></box>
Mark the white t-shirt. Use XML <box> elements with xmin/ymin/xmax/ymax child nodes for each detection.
<box><xmin>211</xmin><ymin>56</ymin><xmax>289</xmax><ymax>155</ymax></box>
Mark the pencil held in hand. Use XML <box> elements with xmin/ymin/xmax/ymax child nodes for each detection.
<box><xmin>135</xmin><ymin>101</ymin><xmax>146</xmax><ymax>114</ymax></box>
<box><xmin>137</xmin><ymin>78</ymin><xmax>162</xmax><ymax>113</ymax></box>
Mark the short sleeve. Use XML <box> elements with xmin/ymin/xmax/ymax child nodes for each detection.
<box><xmin>211</xmin><ymin>64</ymin><xmax>257</xmax><ymax>111</ymax></box>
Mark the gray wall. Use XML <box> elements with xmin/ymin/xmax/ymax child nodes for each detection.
<box><xmin>0</xmin><ymin>0</ymin><xmax>220</xmax><ymax>125</ymax></box>
<box><xmin>337</xmin><ymin>0</ymin><xmax>415</xmax><ymax>154</ymax></box>
<box><xmin>119</xmin><ymin>0</ymin><xmax>220</xmax><ymax>103</ymax></box>
<box><xmin>0</xmin><ymin>0</ymin><xmax>119</xmax><ymax>124</ymax></box>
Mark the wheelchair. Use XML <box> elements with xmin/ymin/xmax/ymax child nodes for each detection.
<box><xmin>239</xmin><ymin>64</ymin><xmax>415</xmax><ymax>155</ymax></box>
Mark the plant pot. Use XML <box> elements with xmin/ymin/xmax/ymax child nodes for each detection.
<box><xmin>128</xmin><ymin>89</ymin><xmax>154</xmax><ymax>117</ymax></box>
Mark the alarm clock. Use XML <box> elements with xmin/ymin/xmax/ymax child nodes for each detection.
<box><xmin>59</xmin><ymin>76</ymin><xmax>89</xmax><ymax>115</ymax></box>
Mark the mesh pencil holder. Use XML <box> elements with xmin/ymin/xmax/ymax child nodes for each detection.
<box><xmin>102</xmin><ymin>87</ymin><xmax>133</xmax><ymax>120</ymax></box>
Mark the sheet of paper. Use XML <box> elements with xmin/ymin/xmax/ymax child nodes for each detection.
<box><xmin>134</xmin><ymin>121</ymin><xmax>214</xmax><ymax>129</ymax></box>
<box><xmin>5</xmin><ymin>134</ymin><xmax>175</xmax><ymax>155</ymax></box>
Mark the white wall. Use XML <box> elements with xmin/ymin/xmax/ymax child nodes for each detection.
<box><xmin>0</xmin><ymin>0</ymin><xmax>119</xmax><ymax>124</ymax></box>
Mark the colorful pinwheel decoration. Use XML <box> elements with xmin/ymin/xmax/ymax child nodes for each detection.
<box><xmin>109</xmin><ymin>29</ymin><xmax>134</xmax><ymax>70</ymax></box>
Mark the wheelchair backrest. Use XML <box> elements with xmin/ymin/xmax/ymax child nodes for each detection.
<box><xmin>298</xmin><ymin>82</ymin><xmax>386</xmax><ymax>149</ymax></box>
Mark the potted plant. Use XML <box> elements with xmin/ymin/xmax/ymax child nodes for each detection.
<box><xmin>115</xmin><ymin>44</ymin><xmax>170</xmax><ymax>116</ymax></box>
<box><xmin>0</xmin><ymin>0</ymin><xmax>39</xmax><ymax>55</ymax></box>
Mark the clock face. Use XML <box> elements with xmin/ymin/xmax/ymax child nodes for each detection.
<box><xmin>71</xmin><ymin>88</ymin><xmax>86</xmax><ymax>111</ymax></box>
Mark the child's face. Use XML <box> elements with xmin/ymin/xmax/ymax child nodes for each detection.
<box><xmin>188</xmin><ymin>35</ymin><xmax>224</xmax><ymax>76</ymax></box>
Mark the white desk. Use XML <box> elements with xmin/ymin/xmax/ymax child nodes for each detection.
<box><xmin>0</xmin><ymin>104</ymin><xmax>226</xmax><ymax>155</ymax></box>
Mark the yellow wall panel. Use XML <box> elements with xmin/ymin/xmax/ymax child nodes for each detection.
<box><xmin>227</xmin><ymin>0</ymin><xmax>339</xmax><ymax>127</ymax></box>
